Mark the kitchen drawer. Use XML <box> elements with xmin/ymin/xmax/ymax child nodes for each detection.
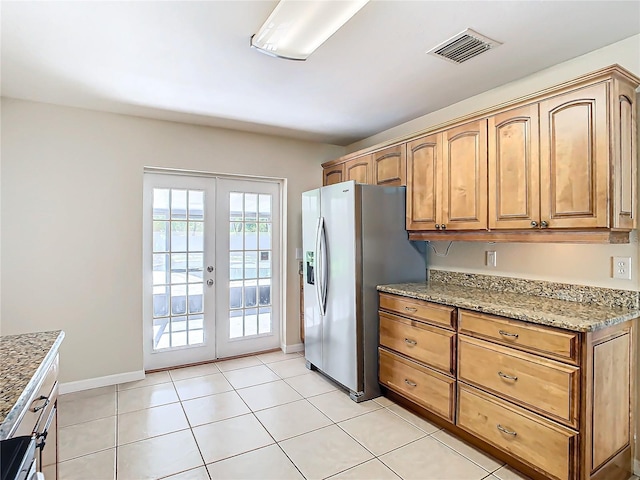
<box><xmin>458</xmin><ymin>335</ymin><xmax>579</xmax><ymax>428</ymax></box>
<box><xmin>14</xmin><ymin>354</ymin><xmax>59</xmax><ymax>437</ymax></box>
<box><xmin>458</xmin><ymin>383</ymin><xmax>578</xmax><ymax>480</ymax></box>
<box><xmin>379</xmin><ymin>347</ymin><xmax>455</xmax><ymax>423</ymax></box>
<box><xmin>379</xmin><ymin>293</ymin><xmax>455</xmax><ymax>329</ymax></box>
<box><xmin>459</xmin><ymin>310</ymin><xmax>579</xmax><ymax>364</ymax></box>
<box><xmin>379</xmin><ymin>311</ymin><xmax>455</xmax><ymax>375</ymax></box>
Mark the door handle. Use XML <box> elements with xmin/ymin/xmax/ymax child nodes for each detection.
<box><xmin>314</xmin><ymin>217</ymin><xmax>324</xmax><ymax>315</ymax></box>
<box><xmin>319</xmin><ymin>219</ymin><xmax>328</xmax><ymax>315</ymax></box>
<box><xmin>31</xmin><ymin>395</ymin><xmax>49</xmax><ymax>413</ymax></box>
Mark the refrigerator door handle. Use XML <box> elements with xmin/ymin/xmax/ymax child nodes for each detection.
<box><xmin>319</xmin><ymin>218</ymin><xmax>328</xmax><ymax>315</ymax></box>
<box><xmin>315</xmin><ymin>217</ymin><xmax>324</xmax><ymax>314</ymax></box>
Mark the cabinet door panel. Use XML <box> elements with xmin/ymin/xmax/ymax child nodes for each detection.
<box><xmin>613</xmin><ymin>79</ymin><xmax>637</xmax><ymax>230</ymax></box>
<box><xmin>442</xmin><ymin>120</ymin><xmax>488</xmax><ymax>230</ymax></box>
<box><xmin>489</xmin><ymin>105</ymin><xmax>540</xmax><ymax>230</ymax></box>
<box><xmin>373</xmin><ymin>145</ymin><xmax>406</xmax><ymax>186</ymax></box>
<box><xmin>323</xmin><ymin>164</ymin><xmax>345</xmax><ymax>186</ymax></box>
<box><xmin>406</xmin><ymin>134</ymin><xmax>441</xmax><ymax>230</ymax></box>
<box><xmin>540</xmin><ymin>83</ymin><xmax>609</xmax><ymax>228</ymax></box>
<box><xmin>591</xmin><ymin>331</ymin><xmax>630</xmax><ymax>472</ymax></box>
<box><xmin>345</xmin><ymin>155</ymin><xmax>372</xmax><ymax>184</ymax></box>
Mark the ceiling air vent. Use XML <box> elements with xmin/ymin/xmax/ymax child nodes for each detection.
<box><xmin>427</xmin><ymin>29</ymin><xmax>501</xmax><ymax>64</ymax></box>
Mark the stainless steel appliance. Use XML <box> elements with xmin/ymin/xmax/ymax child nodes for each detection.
<box><xmin>302</xmin><ymin>181</ymin><xmax>426</xmax><ymax>402</ymax></box>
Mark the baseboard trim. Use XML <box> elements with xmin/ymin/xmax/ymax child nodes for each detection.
<box><xmin>282</xmin><ymin>343</ymin><xmax>304</xmax><ymax>354</ymax></box>
<box><xmin>59</xmin><ymin>370</ymin><xmax>145</xmax><ymax>395</ymax></box>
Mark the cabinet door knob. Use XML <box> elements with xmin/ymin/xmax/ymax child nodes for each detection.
<box><xmin>541</xmin><ymin>220</ymin><xmax>549</xmax><ymax>228</ymax></box>
<box><xmin>441</xmin><ymin>224</ymin><xmax>447</xmax><ymax>230</ymax></box>
<box><xmin>435</xmin><ymin>224</ymin><xmax>441</xmax><ymax>230</ymax></box>
<box><xmin>530</xmin><ymin>221</ymin><xmax>538</xmax><ymax>227</ymax></box>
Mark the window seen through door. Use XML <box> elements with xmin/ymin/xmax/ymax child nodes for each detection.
<box><xmin>152</xmin><ymin>188</ymin><xmax>205</xmax><ymax>349</ymax></box>
<box><xmin>229</xmin><ymin>192</ymin><xmax>273</xmax><ymax>338</ymax></box>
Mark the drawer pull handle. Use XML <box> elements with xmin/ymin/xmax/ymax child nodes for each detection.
<box><xmin>404</xmin><ymin>338</ymin><xmax>417</xmax><ymax>346</ymax></box>
<box><xmin>498</xmin><ymin>371</ymin><xmax>518</xmax><ymax>381</ymax></box>
<box><xmin>497</xmin><ymin>424</ymin><xmax>517</xmax><ymax>436</ymax></box>
<box><xmin>404</xmin><ymin>379</ymin><xmax>417</xmax><ymax>387</ymax></box>
<box><xmin>404</xmin><ymin>307</ymin><xmax>418</xmax><ymax>312</ymax></box>
<box><xmin>498</xmin><ymin>330</ymin><xmax>519</xmax><ymax>339</ymax></box>
<box><xmin>31</xmin><ymin>395</ymin><xmax>50</xmax><ymax>413</ymax></box>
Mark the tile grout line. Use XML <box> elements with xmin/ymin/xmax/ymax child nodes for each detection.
<box><xmin>172</xmin><ymin>376</ymin><xmax>212</xmax><ymax>480</ymax></box>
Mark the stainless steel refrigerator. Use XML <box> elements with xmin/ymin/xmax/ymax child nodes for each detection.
<box><xmin>302</xmin><ymin>180</ymin><xmax>426</xmax><ymax>402</ymax></box>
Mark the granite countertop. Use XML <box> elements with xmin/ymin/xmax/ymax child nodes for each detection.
<box><xmin>378</xmin><ymin>282</ymin><xmax>640</xmax><ymax>332</ymax></box>
<box><xmin>0</xmin><ymin>330</ymin><xmax>64</xmax><ymax>440</ymax></box>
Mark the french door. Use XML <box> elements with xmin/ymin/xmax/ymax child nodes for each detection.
<box><xmin>143</xmin><ymin>173</ymin><xmax>281</xmax><ymax>370</ymax></box>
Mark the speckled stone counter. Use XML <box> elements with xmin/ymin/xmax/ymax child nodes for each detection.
<box><xmin>0</xmin><ymin>330</ymin><xmax>64</xmax><ymax>440</ymax></box>
<box><xmin>378</xmin><ymin>275</ymin><xmax>640</xmax><ymax>332</ymax></box>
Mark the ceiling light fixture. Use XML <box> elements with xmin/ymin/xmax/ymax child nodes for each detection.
<box><xmin>250</xmin><ymin>0</ymin><xmax>369</xmax><ymax>61</ymax></box>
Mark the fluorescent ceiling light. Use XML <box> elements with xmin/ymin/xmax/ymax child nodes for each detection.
<box><xmin>251</xmin><ymin>0</ymin><xmax>369</xmax><ymax>61</ymax></box>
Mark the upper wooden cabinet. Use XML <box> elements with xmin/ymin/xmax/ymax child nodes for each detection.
<box><xmin>488</xmin><ymin>104</ymin><xmax>540</xmax><ymax>230</ymax></box>
<box><xmin>323</xmin><ymin>164</ymin><xmax>344</xmax><ymax>185</ymax></box>
<box><xmin>407</xmin><ymin>133</ymin><xmax>441</xmax><ymax>230</ymax></box>
<box><xmin>490</xmin><ymin>81</ymin><xmax>637</xmax><ymax>234</ymax></box>
<box><xmin>407</xmin><ymin>120</ymin><xmax>488</xmax><ymax>232</ymax></box>
<box><xmin>539</xmin><ymin>83</ymin><xmax>609</xmax><ymax>229</ymax></box>
<box><xmin>373</xmin><ymin>145</ymin><xmax>406</xmax><ymax>186</ymax></box>
<box><xmin>323</xmin><ymin>66</ymin><xmax>639</xmax><ymax>242</ymax></box>
<box><xmin>442</xmin><ymin>120</ymin><xmax>488</xmax><ymax>231</ymax></box>
<box><xmin>344</xmin><ymin>155</ymin><xmax>373</xmax><ymax>184</ymax></box>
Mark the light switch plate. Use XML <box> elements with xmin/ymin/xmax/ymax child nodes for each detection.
<box><xmin>486</xmin><ymin>251</ymin><xmax>497</xmax><ymax>268</ymax></box>
<box><xmin>613</xmin><ymin>256</ymin><xmax>632</xmax><ymax>280</ymax></box>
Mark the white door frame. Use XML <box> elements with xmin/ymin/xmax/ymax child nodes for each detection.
<box><xmin>142</xmin><ymin>168</ymin><xmax>287</xmax><ymax>369</ymax></box>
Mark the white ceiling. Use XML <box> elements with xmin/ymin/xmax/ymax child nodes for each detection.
<box><xmin>2</xmin><ymin>1</ymin><xmax>639</xmax><ymax>146</ymax></box>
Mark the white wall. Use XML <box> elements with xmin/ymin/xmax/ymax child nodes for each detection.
<box><xmin>349</xmin><ymin>34</ymin><xmax>640</xmax><ymax>292</ymax></box>
<box><xmin>0</xmin><ymin>99</ymin><xmax>344</xmax><ymax>383</ymax></box>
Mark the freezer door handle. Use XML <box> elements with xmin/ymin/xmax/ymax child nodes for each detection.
<box><xmin>314</xmin><ymin>217</ymin><xmax>325</xmax><ymax>315</ymax></box>
<box><xmin>319</xmin><ymin>218</ymin><xmax>328</xmax><ymax>315</ymax></box>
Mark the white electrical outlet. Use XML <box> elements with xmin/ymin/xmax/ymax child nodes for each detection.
<box><xmin>486</xmin><ymin>251</ymin><xmax>497</xmax><ymax>268</ymax></box>
<box><xmin>613</xmin><ymin>256</ymin><xmax>632</xmax><ymax>280</ymax></box>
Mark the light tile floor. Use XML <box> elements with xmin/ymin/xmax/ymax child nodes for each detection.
<box><xmin>53</xmin><ymin>351</ymin><xmax>535</xmax><ymax>480</ymax></box>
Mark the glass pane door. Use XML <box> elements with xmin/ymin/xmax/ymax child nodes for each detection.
<box><xmin>143</xmin><ymin>174</ymin><xmax>216</xmax><ymax>370</ymax></box>
<box><xmin>216</xmin><ymin>179</ymin><xmax>280</xmax><ymax>358</ymax></box>
<box><xmin>152</xmin><ymin>188</ymin><xmax>205</xmax><ymax>349</ymax></box>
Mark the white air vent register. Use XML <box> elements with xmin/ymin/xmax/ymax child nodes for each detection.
<box><xmin>427</xmin><ymin>28</ymin><xmax>502</xmax><ymax>64</ymax></box>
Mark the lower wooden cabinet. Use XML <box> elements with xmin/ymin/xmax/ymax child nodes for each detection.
<box><xmin>380</xmin><ymin>311</ymin><xmax>455</xmax><ymax>375</ymax></box>
<box><xmin>458</xmin><ymin>335</ymin><xmax>580</xmax><ymax>428</ymax></box>
<box><xmin>379</xmin><ymin>348</ymin><xmax>455</xmax><ymax>422</ymax></box>
<box><xmin>458</xmin><ymin>383</ymin><xmax>578</xmax><ymax>480</ymax></box>
<box><xmin>378</xmin><ymin>292</ymin><xmax>636</xmax><ymax>480</ymax></box>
